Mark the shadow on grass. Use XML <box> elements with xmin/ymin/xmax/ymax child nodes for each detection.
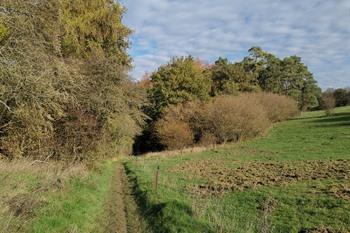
<box><xmin>123</xmin><ymin>162</ymin><xmax>212</xmax><ymax>233</ymax></box>
<box><xmin>309</xmin><ymin>112</ymin><xmax>350</xmax><ymax>127</ymax></box>
<box><xmin>312</xmin><ymin>113</ymin><xmax>350</xmax><ymax>123</ymax></box>
<box><xmin>290</xmin><ymin>115</ymin><xmax>324</xmax><ymax>121</ymax></box>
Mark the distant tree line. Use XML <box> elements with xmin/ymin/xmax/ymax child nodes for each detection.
<box><xmin>320</xmin><ymin>88</ymin><xmax>350</xmax><ymax>108</ymax></box>
<box><xmin>135</xmin><ymin>50</ymin><xmax>322</xmax><ymax>153</ymax></box>
<box><xmin>318</xmin><ymin>88</ymin><xmax>350</xmax><ymax>115</ymax></box>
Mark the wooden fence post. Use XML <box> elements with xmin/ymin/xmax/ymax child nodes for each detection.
<box><xmin>153</xmin><ymin>165</ymin><xmax>160</xmax><ymax>193</ymax></box>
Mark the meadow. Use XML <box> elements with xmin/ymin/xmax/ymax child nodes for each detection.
<box><xmin>0</xmin><ymin>107</ymin><xmax>349</xmax><ymax>233</ymax></box>
<box><xmin>125</xmin><ymin>106</ymin><xmax>350</xmax><ymax>233</ymax></box>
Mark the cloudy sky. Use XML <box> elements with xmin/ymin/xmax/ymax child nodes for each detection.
<box><xmin>120</xmin><ymin>0</ymin><xmax>350</xmax><ymax>89</ymax></box>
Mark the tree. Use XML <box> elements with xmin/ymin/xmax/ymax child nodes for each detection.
<box><xmin>0</xmin><ymin>0</ymin><xmax>145</xmax><ymax>160</ymax></box>
<box><xmin>61</xmin><ymin>0</ymin><xmax>131</xmax><ymax>64</ymax></box>
<box><xmin>59</xmin><ymin>0</ymin><xmax>145</xmax><ymax>157</ymax></box>
<box><xmin>243</xmin><ymin>47</ymin><xmax>321</xmax><ymax>110</ymax></box>
<box><xmin>147</xmin><ymin>56</ymin><xmax>211</xmax><ymax>119</ymax></box>
<box><xmin>210</xmin><ymin>57</ymin><xmax>259</xmax><ymax>96</ymax></box>
<box><xmin>333</xmin><ymin>88</ymin><xmax>349</xmax><ymax>107</ymax></box>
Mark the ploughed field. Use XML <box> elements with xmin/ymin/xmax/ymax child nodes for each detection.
<box><xmin>125</xmin><ymin>106</ymin><xmax>350</xmax><ymax>233</ymax></box>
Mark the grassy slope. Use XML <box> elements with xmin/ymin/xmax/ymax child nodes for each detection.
<box><xmin>0</xmin><ymin>160</ymin><xmax>116</xmax><ymax>233</ymax></box>
<box><xmin>125</xmin><ymin>106</ymin><xmax>350</xmax><ymax>233</ymax></box>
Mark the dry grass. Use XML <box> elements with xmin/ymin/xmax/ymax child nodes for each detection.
<box><xmin>140</xmin><ymin>146</ymin><xmax>212</xmax><ymax>159</ymax></box>
<box><xmin>0</xmin><ymin>159</ymin><xmax>87</xmax><ymax>232</ymax></box>
<box><xmin>0</xmin><ymin>159</ymin><xmax>87</xmax><ymax>177</ymax></box>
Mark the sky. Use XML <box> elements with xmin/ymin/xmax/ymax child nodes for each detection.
<box><xmin>120</xmin><ymin>0</ymin><xmax>350</xmax><ymax>89</ymax></box>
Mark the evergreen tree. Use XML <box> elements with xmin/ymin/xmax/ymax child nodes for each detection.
<box><xmin>243</xmin><ymin>47</ymin><xmax>321</xmax><ymax>109</ymax></box>
<box><xmin>210</xmin><ymin>57</ymin><xmax>259</xmax><ymax>96</ymax></box>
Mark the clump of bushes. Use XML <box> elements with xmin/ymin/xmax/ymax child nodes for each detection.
<box><xmin>155</xmin><ymin>102</ymin><xmax>198</xmax><ymax>150</ymax></box>
<box><xmin>155</xmin><ymin>93</ymin><xmax>299</xmax><ymax>150</ymax></box>
<box><xmin>252</xmin><ymin>92</ymin><xmax>299</xmax><ymax>122</ymax></box>
<box><xmin>202</xmin><ymin>95</ymin><xmax>271</xmax><ymax>143</ymax></box>
<box><xmin>156</xmin><ymin>120</ymin><xmax>194</xmax><ymax>150</ymax></box>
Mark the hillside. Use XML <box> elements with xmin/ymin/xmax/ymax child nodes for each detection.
<box><xmin>124</xmin><ymin>106</ymin><xmax>350</xmax><ymax>233</ymax></box>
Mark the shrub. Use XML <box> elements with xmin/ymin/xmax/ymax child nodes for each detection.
<box><xmin>252</xmin><ymin>92</ymin><xmax>299</xmax><ymax>122</ymax></box>
<box><xmin>198</xmin><ymin>132</ymin><xmax>217</xmax><ymax>146</ymax></box>
<box><xmin>199</xmin><ymin>95</ymin><xmax>271</xmax><ymax>143</ymax></box>
<box><xmin>155</xmin><ymin>118</ymin><xmax>194</xmax><ymax>150</ymax></box>
<box><xmin>155</xmin><ymin>103</ymin><xmax>195</xmax><ymax>150</ymax></box>
<box><xmin>156</xmin><ymin>94</ymin><xmax>273</xmax><ymax>150</ymax></box>
<box><xmin>322</xmin><ymin>93</ymin><xmax>336</xmax><ymax>116</ymax></box>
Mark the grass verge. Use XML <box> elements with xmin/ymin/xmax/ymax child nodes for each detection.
<box><xmin>0</xmin><ymin>160</ymin><xmax>116</xmax><ymax>233</ymax></box>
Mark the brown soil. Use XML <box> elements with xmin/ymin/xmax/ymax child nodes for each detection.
<box><xmin>103</xmin><ymin>164</ymin><xmax>146</xmax><ymax>233</ymax></box>
<box><xmin>299</xmin><ymin>227</ymin><xmax>343</xmax><ymax>233</ymax></box>
<box><xmin>325</xmin><ymin>184</ymin><xmax>350</xmax><ymax>200</ymax></box>
<box><xmin>171</xmin><ymin>159</ymin><xmax>350</xmax><ymax>196</ymax></box>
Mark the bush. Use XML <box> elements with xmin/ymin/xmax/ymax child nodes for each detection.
<box><xmin>198</xmin><ymin>132</ymin><xmax>217</xmax><ymax>146</ymax></box>
<box><xmin>252</xmin><ymin>92</ymin><xmax>299</xmax><ymax>122</ymax></box>
<box><xmin>200</xmin><ymin>95</ymin><xmax>271</xmax><ymax>143</ymax></box>
<box><xmin>156</xmin><ymin>118</ymin><xmax>194</xmax><ymax>150</ymax></box>
<box><xmin>322</xmin><ymin>93</ymin><xmax>336</xmax><ymax>116</ymax></box>
<box><xmin>156</xmin><ymin>93</ymin><xmax>290</xmax><ymax>150</ymax></box>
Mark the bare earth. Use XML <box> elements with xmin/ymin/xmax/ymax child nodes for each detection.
<box><xmin>104</xmin><ymin>164</ymin><xmax>146</xmax><ymax>233</ymax></box>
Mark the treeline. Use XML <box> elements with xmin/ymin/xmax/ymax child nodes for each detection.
<box><xmin>320</xmin><ymin>88</ymin><xmax>350</xmax><ymax>108</ymax></box>
<box><xmin>0</xmin><ymin>0</ymin><xmax>333</xmax><ymax>159</ymax></box>
<box><xmin>0</xmin><ymin>0</ymin><xmax>145</xmax><ymax>161</ymax></box>
<box><xmin>135</xmin><ymin>51</ymin><xmax>321</xmax><ymax>153</ymax></box>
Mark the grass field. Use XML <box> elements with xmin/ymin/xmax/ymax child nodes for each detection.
<box><xmin>125</xmin><ymin>106</ymin><xmax>350</xmax><ymax>233</ymax></box>
<box><xmin>0</xmin><ymin>160</ymin><xmax>116</xmax><ymax>233</ymax></box>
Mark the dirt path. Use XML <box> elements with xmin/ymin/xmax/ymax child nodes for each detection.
<box><xmin>104</xmin><ymin>163</ymin><xmax>146</xmax><ymax>233</ymax></box>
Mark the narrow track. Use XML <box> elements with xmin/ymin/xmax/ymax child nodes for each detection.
<box><xmin>104</xmin><ymin>163</ymin><xmax>146</xmax><ymax>233</ymax></box>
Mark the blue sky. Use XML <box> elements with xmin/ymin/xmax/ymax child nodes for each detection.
<box><xmin>120</xmin><ymin>0</ymin><xmax>350</xmax><ymax>89</ymax></box>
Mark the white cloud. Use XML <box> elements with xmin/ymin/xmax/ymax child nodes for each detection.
<box><xmin>121</xmin><ymin>0</ymin><xmax>350</xmax><ymax>88</ymax></box>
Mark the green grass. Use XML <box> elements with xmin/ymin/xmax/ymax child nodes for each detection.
<box><xmin>0</xmin><ymin>160</ymin><xmax>116</xmax><ymax>233</ymax></box>
<box><xmin>28</xmin><ymin>161</ymin><xmax>115</xmax><ymax>233</ymax></box>
<box><xmin>125</xmin><ymin>106</ymin><xmax>350</xmax><ymax>233</ymax></box>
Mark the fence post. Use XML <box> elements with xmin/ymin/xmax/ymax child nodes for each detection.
<box><xmin>153</xmin><ymin>165</ymin><xmax>160</xmax><ymax>193</ymax></box>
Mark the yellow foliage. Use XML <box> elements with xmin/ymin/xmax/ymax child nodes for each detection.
<box><xmin>0</xmin><ymin>22</ymin><xmax>8</xmax><ymax>41</ymax></box>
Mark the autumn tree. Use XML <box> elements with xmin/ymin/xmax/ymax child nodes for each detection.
<box><xmin>0</xmin><ymin>0</ymin><xmax>145</xmax><ymax>160</ymax></box>
<box><xmin>147</xmin><ymin>56</ymin><xmax>212</xmax><ymax>119</ymax></box>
